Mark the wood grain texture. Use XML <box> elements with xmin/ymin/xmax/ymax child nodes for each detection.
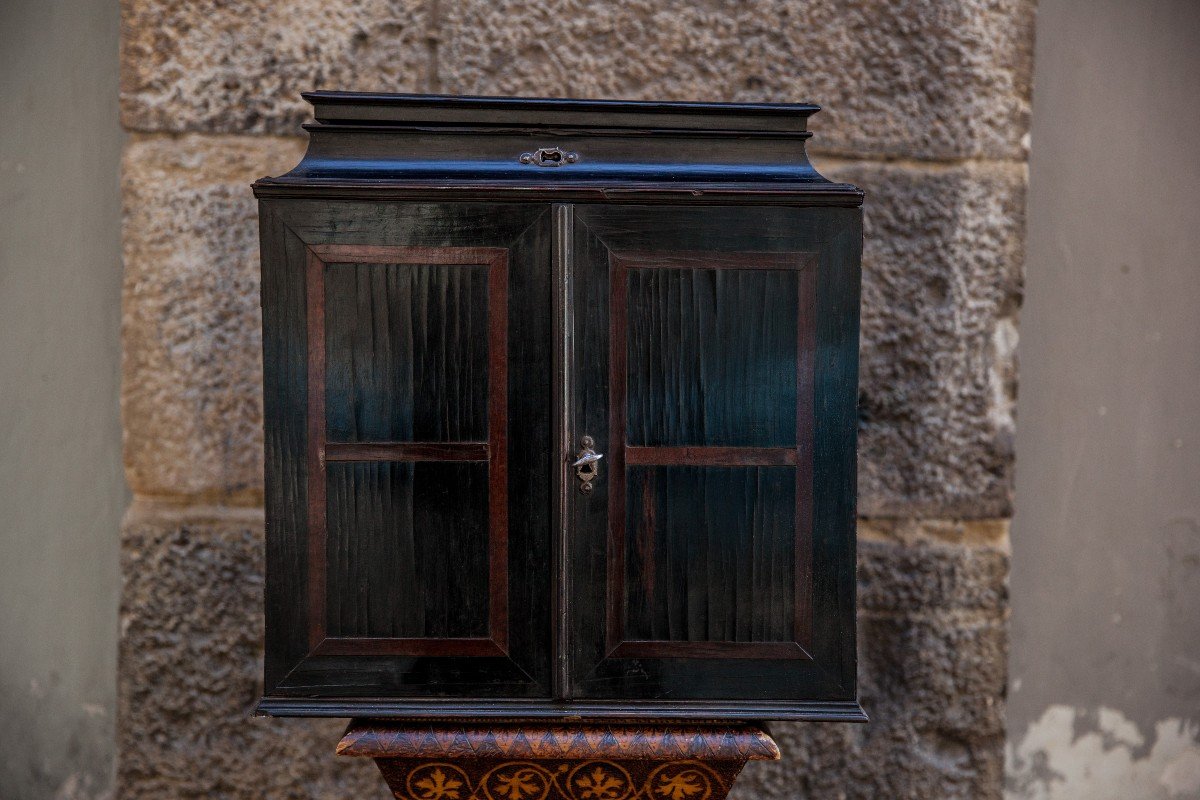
<box><xmin>566</xmin><ymin>206</ymin><xmax>855</xmax><ymax>705</ymax></box>
<box><xmin>624</xmin><ymin>447</ymin><xmax>797</xmax><ymax>466</ymax></box>
<box><xmin>608</xmin><ymin>641</ymin><xmax>809</xmax><ymax>660</ymax></box>
<box><xmin>486</xmin><ymin>249</ymin><xmax>510</xmax><ymax>652</ymax></box>
<box><xmin>325</xmin><ymin>442</ymin><xmax>488</xmax><ymax>462</ymax></box>
<box><xmin>336</xmin><ymin>720</ymin><xmax>780</xmax><ymax>761</ymax></box>
<box><xmin>338</xmin><ymin>720</ymin><xmax>779</xmax><ymax>800</ymax></box>
<box><xmin>606</xmin><ymin>250</ymin><xmax>630</xmax><ymax>654</ymax></box>
<box><xmin>324</xmin><ymin>260</ymin><xmax>490</xmax><ymax>443</ymax></box>
<box><xmin>622</xmin><ymin>466</ymin><xmax>797</xmax><ymax>646</ymax></box>
<box><xmin>624</xmin><ymin>261</ymin><xmax>800</xmax><ymax>448</ymax></box>
<box><xmin>308</xmin><ymin>243</ymin><xmax>511</xmax><ymax>655</ymax></box>
<box><xmin>305</xmin><ymin>247</ymin><xmax>328</xmax><ymax>650</ymax></box>
<box><xmin>262</xmin><ymin>202</ymin><xmax>553</xmax><ymax>700</ymax></box>
<box><xmin>793</xmin><ymin>261</ymin><xmax>817</xmax><ymax>647</ymax></box>
<box><xmin>326</xmin><ymin>461</ymin><xmax>490</xmax><ymax>640</ymax></box>
<box><xmin>608</xmin><ymin>249</ymin><xmax>811</xmax><ymax>658</ymax></box>
<box><xmin>260</xmin><ymin>207</ymin><xmax>311</xmax><ymax>688</ymax></box>
<box><xmin>312</xmin><ymin>637</ymin><xmax>506</xmax><ymax>657</ymax></box>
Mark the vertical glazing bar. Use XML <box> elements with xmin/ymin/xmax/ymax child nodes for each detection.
<box><xmin>551</xmin><ymin>203</ymin><xmax>574</xmax><ymax>698</ymax></box>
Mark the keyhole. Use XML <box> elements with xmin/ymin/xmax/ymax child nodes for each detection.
<box><xmin>540</xmin><ymin>150</ymin><xmax>561</xmax><ymax>164</ymax></box>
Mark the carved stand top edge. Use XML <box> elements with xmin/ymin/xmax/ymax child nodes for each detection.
<box><xmin>336</xmin><ymin>721</ymin><xmax>781</xmax><ymax>763</ymax></box>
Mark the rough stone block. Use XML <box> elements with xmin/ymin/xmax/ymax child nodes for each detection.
<box><xmin>827</xmin><ymin>160</ymin><xmax>1025</xmax><ymax>518</ymax></box>
<box><xmin>120</xmin><ymin>0</ymin><xmax>429</xmax><ymax>135</ymax></box>
<box><xmin>756</xmin><ymin>619</ymin><xmax>1007</xmax><ymax>799</ymax></box>
<box><xmin>118</xmin><ymin>0</ymin><xmax>1033</xmax><ymax>159</ymax></box>
<box><xmin>122</xmin><ymin>135</ymin><xmax>1022</xmax><ymax>514</ymax></box>
<box><xmin>116</xmin><ymin>506</ymin><xmax>1009</xmax><ymax>799</ymax></box>
<box><xmin>735</xmin><ymin>539</ymin><xmax>1009</xmax><ymax>800</ymax></box>
<box><xmin>118</xmin><ymin>505</ymin><xmax>386</xmax><ymax>798</ymax></box>
<box><xmin>436</xmin><ymin>0</ymin><xmax>1034</xmax><ymax>160</ymax></box>
<box><xmin>736</xmin><ymin>625</ymin><xmax>1007</xmax><ymax>799</ymax></box>
<box><xmin>121</xmin><ymin>134</ymin><xmax>304</xmax><ymax>500</ymax></box>
<box><xmin>858</xmin><ymin>537</ymin><xmax>1009</xmax><ymax>615</ymax></box>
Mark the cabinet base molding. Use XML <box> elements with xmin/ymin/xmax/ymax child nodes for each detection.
<box><xmin>337</xmin><ymin>720</ymin><xmax>780</xmax><ymax>800</ymax></box>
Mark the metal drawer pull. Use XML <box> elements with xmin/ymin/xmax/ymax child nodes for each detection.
<box><xmin>571</xmin><ymin>436</ymin><xmax>603</xmax><ymax>494</ymax></box>
<box><xmin>519</xmin><ymin>147</ymin><xmax>579</xmax><ymax>167</ymax></box>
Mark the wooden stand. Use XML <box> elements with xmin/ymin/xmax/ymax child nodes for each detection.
<box><xmin>338</xmin><ymin>721</ymin><xmax>779</xmax><ymax>800</ymax></box>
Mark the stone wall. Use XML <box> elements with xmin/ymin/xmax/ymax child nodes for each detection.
<box><xmin>118</xmin><ymin>1</ymin><xmax>1032</xmax><ymax>797</ymax></box>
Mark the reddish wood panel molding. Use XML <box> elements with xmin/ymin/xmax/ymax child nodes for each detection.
<box><xmin>623</xmin><ymin>446</ymin><xmax>798</xmax><ymax>467</ymax></box>
<box><xmin>304</xmin><ymin>243</ymin><xmax>511</xmax><ymax>658</ymax></box>
<box><xmin>305</xmin><ymin>247</ymin><xmax>328</xmax><ymax>651</ymax></box>
<box><xmin>312</xmin><ymin>637</ymin><xmax>507</xmax><ymax>658</ymax></box>
<box><xmin>608</xmin><ymin>640</ymin><xmax>810</xmax><ymax>660</ymax></box>
<box><xmin>605</xmin><ymin>249</ymin><xmax>818</xmax><ymax>659</ymax></box>
<box><xmin>324</xmin><ymin>442</ymin><xmax>490</xmax><ymax>462</ymax></box>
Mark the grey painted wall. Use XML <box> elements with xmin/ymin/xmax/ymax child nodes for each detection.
<box><xmin>1007</xmin><ymin>0</ymin><xmax>1200</xmax><ymax>796</ymax></box>
<box><xmin>0</xmin><ymin>0</ymin><xmax>125</xmax><ymax>798</ymax></box>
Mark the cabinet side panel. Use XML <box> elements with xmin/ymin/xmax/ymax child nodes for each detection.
<box><xmin>811</xmin><ymin>218</ymin><xmax>864</xmax><ymax>696</ymax></box>
<box><xmin>261</xmin><ymin>202</ymin><xmax>312</xmax><ymax>690</ymax></box>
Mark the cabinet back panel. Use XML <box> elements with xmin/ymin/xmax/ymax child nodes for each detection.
<box><xmin>326</xmin><ymin>461</ymin><xmax>490</xmax><ymax>638</ymax></box>
<box><xmin>623</xmin><ymin>465</ymin><xmax>796</xmax><ymax>643</ymax></box>
<box><xmin>626</xmin><ymin>267</ymin><xmax>798</xmax><ymax>448</ymax></box>
<box><xmin>325</xmin><ymin>262</ymin><xmax>490</xmax><ymax>443</ymax></box>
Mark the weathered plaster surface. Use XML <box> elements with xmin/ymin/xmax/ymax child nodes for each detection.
<box><xmin>0</xmin><ymin>0</ymin><xmax>124</xmax><ymax>797</ymax></box>
<box><xmin>1007</xmin><ymin>706</ymin><xmax>1200</xmax><ymax>800</ymax></box>
<box><xmin>1008</xmin><ymin>1</ymin><xmax>1200</xmax><ymax>796</ymax></box>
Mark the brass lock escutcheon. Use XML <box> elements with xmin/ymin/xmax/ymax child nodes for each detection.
<box><xmin>519</xmin><ymin>147</ymin><xmax>579</xmax><ymax>167</ymax></box>
<box><xmin>571</xmin><ymin>436</ymin><xmax>603</xmax><ymax>494</ymax></box>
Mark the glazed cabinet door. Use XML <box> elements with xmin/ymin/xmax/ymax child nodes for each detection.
<box><xmin>564</xmin><ymin>205</ymin><xmax>861</xmax><ymax>707</ymax></box>
<box><xmin>261</xmin><ymin>201</ymin><xmax>554</xmax><ymax>702</ymax></box>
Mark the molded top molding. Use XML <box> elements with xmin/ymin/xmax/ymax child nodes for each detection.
<box><xmin>254</xmin><ymin>91</ymin><xmax>862</xmax><ymax>205</ymax></box>
<box><xmin>303</xmin><ymin>90</ymin><xmax>821</xmax><ymax>134</ymax></box>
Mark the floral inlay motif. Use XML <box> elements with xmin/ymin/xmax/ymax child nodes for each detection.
<box><xmin>491</xmin><ymin>768</ymin><xmax>547</xmax><ymax>800</ymax></box>
<box><xmin>411</xmin><ymin>766</ymin><xmax>468</xmax><ymax>800</ymax></box>
<box><xmin>574</xmin><ymin>765</ymin><xmax>626</xmax><ymax>799</ymax></box>
<box><xmin>654</xmin><ymin>771</ymin><xmax>706</xmax><ymax>800</ymax></box>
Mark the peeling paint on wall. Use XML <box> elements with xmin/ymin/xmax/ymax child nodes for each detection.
<box><xmin>1006</xmin><ymin>706</ymin><xmax>1200</xmax><ymax>800</ymax></box>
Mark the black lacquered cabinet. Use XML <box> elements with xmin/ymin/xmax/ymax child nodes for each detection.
<box><xmin>254</xmin><ymin>92</ymin><xmax>865</xmax><ymax>722</ymax></box>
